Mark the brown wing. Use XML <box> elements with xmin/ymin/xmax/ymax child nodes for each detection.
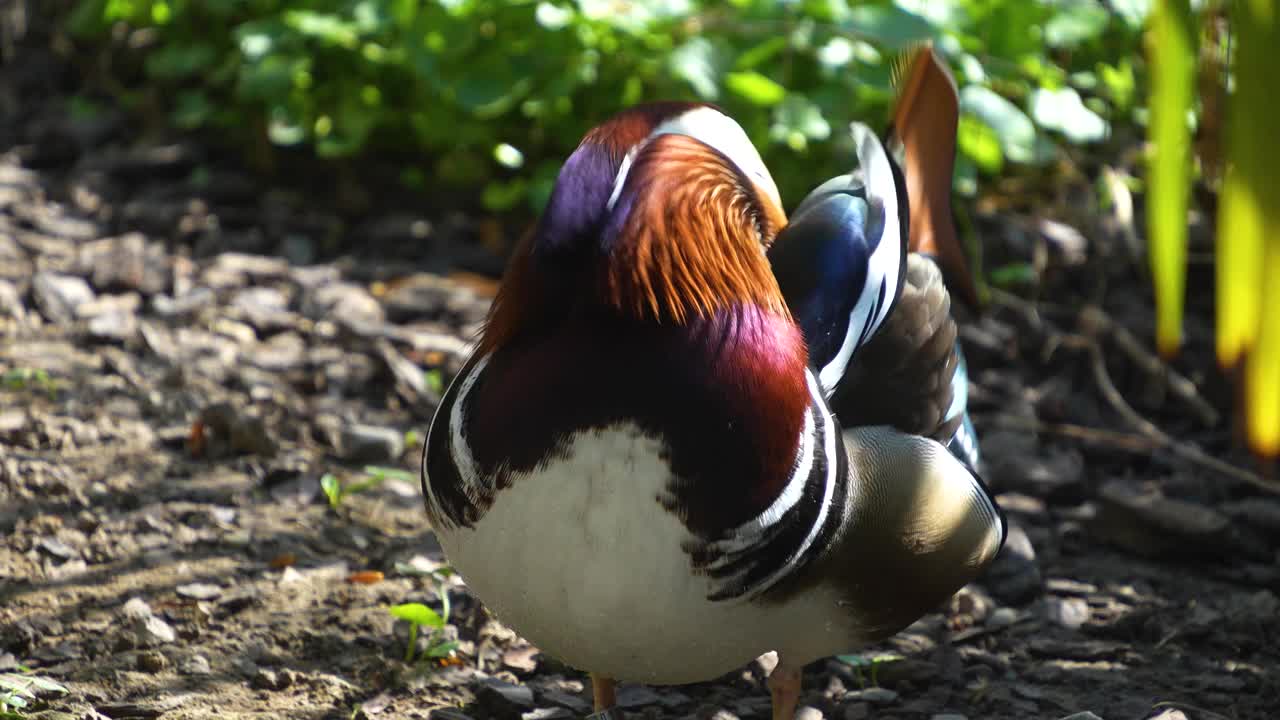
<box><xmin>828</xmin><ymin>252</ymin><xmax>961</xmax><ymax>444</ymax></box>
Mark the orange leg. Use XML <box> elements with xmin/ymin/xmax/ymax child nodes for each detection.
<box><xmin>591</xmin><ymin>673</ymin><xmax>618</xmax><ymax>713</ymax></box>
<box><xmin>768</xmin><ymin>657</ymin><xmax>802</xmax><ymax>720</ymax></box>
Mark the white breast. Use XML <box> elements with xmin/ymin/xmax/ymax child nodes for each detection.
<box><xmin>433</xmin><ymin>423</ymin><xmax>856</xmax><ymax>684</ymax></box>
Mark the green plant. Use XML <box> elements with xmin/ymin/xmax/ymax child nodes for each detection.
<box><xmin>0</xmin><ymin>669</ymin><xmax>68</xmax><ymax>718</ymax></box>
<box><xmin>65</xmin><ymin>0</ymin><xmax>1148</xmax><ymax>213</ymax></box>
<box><xmin>835</xmin><ymin>651</ymin><xmax>902</xmax><ymax>688</ymax></box>
<box><xmin>2</xmin><ymin>368</ymin><xmax>57</xmax><ymax>400</ymax></box>
<box><xmin>389</xmin><ymin>573</ymin><xmax>458</xmax><ymax>664</ymax></box>
<box><xmin>321</xmin><ymin>465</ymin><xmax>416</xmax><ymax>509</ymax></box>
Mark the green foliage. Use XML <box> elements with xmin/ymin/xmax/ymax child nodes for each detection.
<box><xmin>389</xmin><ymin>570</ymin><xmax>457</xmax><ymax>663</ymax></box>
<box><xmin>2</xmin><ymin>368</ymin><xmax>57</xmax><ymax>400</ymax></box>
<box><xmin>320</xmin><ymin>465</ymin><xmax>415</xmax><ymax>509</ymax></box>
<box><xmin>1</xmin><ymin>670</ymin><xmax>68</xmax><ymax>717</ymax></box>
<box><xmin>68</xmin><ymin>0</ymin><xmax>1148</xmax><ymax>211</ymax></box>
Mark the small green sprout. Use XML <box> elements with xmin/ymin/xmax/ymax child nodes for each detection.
<box><xmin>321</xmin><ymin>466</ymin><xmax>417</xmax><ymax>509</ymax></box>
<box><xmin>423</xmin><ymin>369</ymin><xmax>444</xmax><ymax>396</ymax></box>
<box><xmin>389</xmin><ymin>573</ymin><xmax>458</xmax><ymax>664</ymax></box>
<box><xmin>1</xmin><ymin>670</ymin><xmax>68</xmax><ymax>718</ymax></box>
<box><xmin>835</xmin><ymin>652</ymin><xmax>903</xmax><ymax>688</ymax></box>
<box><xmin>403</xmin><ymin>429</ymin><xmax>421</xmax><ymax>449</ymax></box>
<box><xmin>2</xmin><ymin>368</ymin><xmax>57</xmax><ymax>401</ymax></box>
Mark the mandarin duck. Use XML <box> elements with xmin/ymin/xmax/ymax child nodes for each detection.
<box><xmin>422</xmin><ymin>47</ymin><xmax>1005</xmax><ymax>720</ymax></box>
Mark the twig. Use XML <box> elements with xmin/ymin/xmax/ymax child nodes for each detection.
<box><xmin>989</xmin><ymin>414</ymin><xmax>1280</xmax><ymax>495</ymax></box>
<box><xmin>1078</xmin><ymin>306</ymin><xmax>1221</xmax><ymax>427</ymax></box>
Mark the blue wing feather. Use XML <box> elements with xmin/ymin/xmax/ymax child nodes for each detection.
<box><xmin>770</xmin><ymin>124</ymin><xmax>982</xmax><ymax>472</ymax></box>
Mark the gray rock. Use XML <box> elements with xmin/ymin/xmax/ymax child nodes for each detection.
<box><xmin>843</xmin><ymin>703</ymin><xmax>870</xmax><ymax>720</ymax></box>
<box><xmin>231</xmin><ymin>286</ymin><xmax>295</xmax><ymax>332</ymax></box>
<box><xmin>539</xmin><ymin>689</ymin><xmax>590</xmax><ymax>715</ymax></box>
<box><xmin>136</xmin><ymin>650</ymin><xmax>167</xmax><ymax>672</ymax></box>
<box><xmin>303</xmin><ymin>281</ymin><xmax>385</xmax><ymax>329</ymax></box>
<box><xmin>340</xmin><ymin>424</ymin><xmax>405</xmax><ymax>463</ymax></box>
<box><xmin>122</xmin><ymin>597</ymin><xmax>176</xmax><ymax>645</ymax></box>
<box><xmin>476</xmin><ymin>677</ymin><xmax>535</xmax><ymax>718</ymax></box>
<box><xmin>795</xmin><ymin>708</ymin><xmax>824</xmax><ymax>720</ymax></box>
<box><xmin>175</xmin><ymin>582</ymin><xmax>223</xmax><ymax>601</ymax></box>
<box><xmin>430</xmin><ymin>710</ymin><xmax>476</xmax><ymax>720</ymax></box>
<box><xmin>180</xmin><ymin>654</ymin><xmax>212</xmax><ymax>675</ymax></box>
<box><xmin>37</xmin><ymin>537</ymin><xmax>77</xmax><ymax>560</ymax></box>
<box><xmin>1092</xmin><ymin>480</ymin><xmax>1231</xmax><ymax>558</ymax></box>
<box><xmin>982</xmin><ymin>523</ymin><xmax>1042</xmax><ymax>604</ymax></box>
<box><xmin>0</xmin><ymin>280</ymin><xmax>26</xmax><ymax>321</ymax></box>
<box><xmin>32</xmin><ymin>272</ymin><xmax>95</xmax><ymax>323</ymax></box>
<box><xmin>846</xmin><ymin>687</ymin><xmax>897</xmax><ymax>705</ymax></box>
<box><xmin>1047</xmin><ymin>596</ymin><xmax>1091</xmax><ymax>629</ymax></box>
<box><xmin>616</xmin><ymin>685</ymin><xmax>663</xmax><ymax>708</ymax></box>
<box><xmin>81</xmin><ymin>233</ymin><xmax>168</xmax><ymax>295</ymax></box>
<box><xmin>1219</xmin><ymin>498</ymin><xmax>1280</xmax><ymax>537</ymax></box>
<box><xmin>87</xmin><ymin>311</ymin><xmax>139</xmax><ymax>342</ymax></box>
<box><xmin>521</xmin><ymin>710</ymin><xmax>573</xmax><ymax>720</ymax></box>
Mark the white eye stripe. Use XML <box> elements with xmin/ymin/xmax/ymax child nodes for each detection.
<box><xmin>606</xmin><ymin>107</ymin><xmax>782</xmax><ymax>212</ymax></box>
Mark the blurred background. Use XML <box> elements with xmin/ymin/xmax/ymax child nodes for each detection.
<box><xmin>2</xmin><ymin>2</ymin><xmax>1279</xmax><ymax>720</ymax></box>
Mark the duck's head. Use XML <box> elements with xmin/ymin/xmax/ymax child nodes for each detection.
<box><xmin>478</xmin><ymin>102</ymin><xmax>792</xmax><ymax>353</ymax></box>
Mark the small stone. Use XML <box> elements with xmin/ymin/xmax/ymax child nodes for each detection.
<box><xmin>180</xmin><ymin>654</ymin><xmax>212</xmax><ymax>675</ymax></box>
<box><xmin>87</xmin><ymin>311</ymin><xmax>138</xmax><ymax>342</ymax></box>
<box><xmin>848</xmin><ymin>687</ymin><xmax>898</xmax><ymax>705</ymax></box>
<box><xmin>1219</xmin><ymin>498</ymin><xmax>1280</xmax><ymax>537</ymax></box>
<box><xmin>987</xmin><ymin>607</ymin><xmax>1020</xmax><ymax>630</ymax></box>
<box><xmin>251</xmin><ymin>667</ymin><xmax>282</xmax><ymax>690</ymax></box>
<box><xmin>502</xmin><ymin>645</ymin><xmax>540</xmax><ymax>675</ymax></box>
<box><xmin>843</xmin><ymin>702</ymin><xmax>870</xmax><ymax>720</ymax></box>
<box><xmin>1093</xmin><ymin>481</ymin><xmax>1231</xmax><ymax>558</ymax></box>
<box><xmin>32</xmin><ymin>272</ymin><xmax>95</xmax><ymax>323</ymax></box>
<box><xmin>138</xmin><ymin>614</ymin><xmax>176</xmax><ymax>645</ymax></box>
<box><xmin>1144</xmin><ymin>711</ymin><xmax>1188</xmax><ymax>720</ymax></box>
<box><xmin>539</xmin><ymin>689</ymin><xmax>590</xmax><ymax>715</ymax></box>
<box><xmin>136</xmin><ymin>650</ymin><xmax>167</xmax><ymax>672</ymax></box>
<box><xmin>0</xmin><ymin>280</ymin><xmax>26</xmax><ymax>321</ymax></box>
<box><xmin>1047</xmin><ymin>596</ymin><xmax>1091</xmax><ymax>629</ymax></box>
<box><xmin>949</xmin><ymin>585</ymin><xmax>993</xmax><ymax>624</ymax></box>
<box><xmin>982</xmin><ymin>522</ymin><xmax>1042</xmax><ymax>604</ymax></box>
<box><xmin>339</xmin><ymin>424</ymin><xmax>406</xmax><ymax>463</ymax></box>
<box><xmin>37</xmin><ymin>537</ymin><xmax>77</xmax><ymax>560</ymax></box>
<box><xmin>303</xmin><ymin>282</ymin><xmax>385</xmax><ymax>329</ymax></box>
<box><xmin>175</xmin><ymin>582</ymin><xmax>223</xmax><ymax>601</ymax></box>
<box><xmin>476</xmin><ymin>677</ymin><xmax>535</xmax><ymax>717</ymax></box>
<box><xmin>616</xmin><ymin>686</ymin><xmax>663</xmax><ymax>709</ymax></box>
<box><xmin>795</xmin><ymin>707</ymin><xmax>824</xmax><ymax>720</ymax></box>
<box><xmin>521</xmin><ymin>710</ymin><xmax>573</xmax><ymax>720</ymax></box>
<box><xmin>430</xmin><ymin>710</ymin><xmax>476</xmax><ymax>720</ymax></box>
<box><xmin>122</xmin><ymin>597</ymin><xmax>153</xmax><ymax>620</ymax></box>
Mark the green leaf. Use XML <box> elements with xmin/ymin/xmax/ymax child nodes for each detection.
<box><xmin>425</xmin><ymin>640</ymin><xmax>460</xmax><ymax>658</ymax></box>
<box><xmin>320</xmin><ymin>473</ymin><xmax>342</xmax><ymax>508</ymax></box>
<box><xmin>283</xmin><ymin>10</ymin><xmax>359</xmax><ymax>48</ymax></box>
<box><xmin>1030</xmin><ymin>87</ymin><xmax>1108</xmax><ymax>143</ymax></box>
<box><xmin>845</xmin><ymin>4</ymin><xmax>934</xmax><ymax>49</ymax></box>
<box><xmin>725</xmin><ymin>71</ymin><xmax>786</xmax><ymax>107</ymax></box>
<box><xmin>144</xmin><ymin>43</ymin><xmax>217</xmax><ymax>80</ymax></box>
<box><xmin>960</xmin><ymin>86</ymin><xmax>1036</xmax><ymax>165</ymax></box>
<box><xmin>389</xmin><ymin>602</ymin><xmax>446</xmax><ymax>629</ymax></box>
<box><xmin>1044</xmin><ymin>2</ymin><xmax>1110</xmax><ymax>49</ymax></box>
<box><xmin>957</xmin><ymin>114</ymin><xmax>1004</xmax><ymax>174</ymax></box>
<box><xmin>363</xmin><ymin>466</ymin><xmax>416</xmax><ymax>482</ymax></box>
<box><xmin>482</xmin><ymin>178</ymin><xmax>529</xmax><ymax>211</ymax></box>
<box><xmin>671</xmin><ymin>38</ymin><xmax>719</xmax><ymax>100</ymax></box>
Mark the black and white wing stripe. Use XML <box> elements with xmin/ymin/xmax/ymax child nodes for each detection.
<box><xmin>689</xmin><ymin>370</ymin><xmax>848</xmax><ymax>602</ymax></box>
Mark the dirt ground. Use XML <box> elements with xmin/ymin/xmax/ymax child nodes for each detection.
<box><xmin>2</xmin><ymin>28</ymin><xmax>1279</xmax><ymax>720</ymax></box>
